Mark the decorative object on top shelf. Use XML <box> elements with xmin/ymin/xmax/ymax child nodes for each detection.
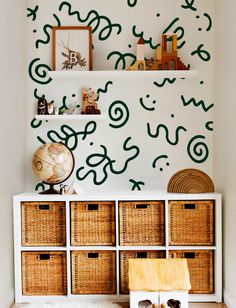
<box><xmin>47</xmin><ymin>100</ymin><xmax>56</xmax><ymax>115</ymax></box>
<box><xmin>37</xmin><ymin>95</ymin><xmax>48</xmax><ymax>115</ymax></box>
<box><xmin>81</xmin><ymin>87</ymin><xmax>101</xmax><ymax>114</ymax></box>
<box><xmin>67</xmin><ymin>180</ymin><xmax>84</xmax><ymax>194</ymax></box>
<box><xmin>167</xmin><ymin>168</ymin><xmax>215</xmax><ymax>193</ymax></box>
<box><xmin>128</xmin><ymin>34</ymin><xmax>189</xmax><ymax>71</ymax></box>
<box><xmin>52</xmin><ymin>26</ymin><xmax>93</xmax><ymax>71</ymax></box>
<box><xmin>32</xmin><ymin>142</ymin><xmax>75</xmax><ymax>194</ymax></box>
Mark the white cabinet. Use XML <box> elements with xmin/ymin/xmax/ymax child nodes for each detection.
<box><xmin>13</xmin><ymin>191</ymin><xmax>222</xmax><ymax>303</ymax></box>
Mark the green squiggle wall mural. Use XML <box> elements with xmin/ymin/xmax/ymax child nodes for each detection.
<box><xmin>27</xmin><ymin>0</ymin><xmax>214</xmax><ymax>192</ymax></box>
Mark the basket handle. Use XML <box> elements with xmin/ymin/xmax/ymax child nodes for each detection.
<box><xmin>135</xmin><ymin>204</ymin><xmax>148</xmax><ymax>209</ymax></box>
<box><xmin>184</xmin><ymin>252</ymin><xmax>196</xmax><ymax>259</ymax></box>
<box><xmin>137</xmin><ymin>252</ymin><xmax>148</xmax><ymax>258</ymax></box>
<box><xmin>38</xmin><ymin>204</ymin><xmax>50</xmax><ymax>210</ymax></box>
<box><xmin>39</xmin><ymin>254</ymin><xmax>50</xmax><ymax>260</ymax></box>
<box><xmin>184</xmin><ymin>203</ymin><xmax>196</xmax><ymax>210</ymax></box>
<box><xmin>87</xmin><ymin>252</ymin><xmax>99</xmax><ymax>258</ymax></box>
<box><xmin>87</xmin><ymin>204</ymin><xmax>99</xmax><ymax>211</ymax></box>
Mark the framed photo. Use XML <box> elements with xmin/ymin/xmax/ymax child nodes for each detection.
<box><xmin>52</xmin><ymin>26</ymin><xmax>92</xmax><ymax>71</ymax></box>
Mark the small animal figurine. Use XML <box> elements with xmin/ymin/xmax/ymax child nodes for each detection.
<box><xmin>167</xmin><ymin>299</ymin><xmax>181</xmax><ymax>308</ymax></box>
<box><xmin>138</xmin><ymin>299</ymin><xmax>152</xmax><ymax>308</ymax></box>
<box><xmin>37</xmin><ymin>95</ymin><xmax>48</xmax><ymax>115</ymax></box>
<box><xmin>81</xmin><ymin>87</ymin><xmax>100</xmax><ymax>115</ymax></box>
<box><xmin>47</xmin><ymin>101</ymin><xmax>55</xmax><ymax>115</ymax></box>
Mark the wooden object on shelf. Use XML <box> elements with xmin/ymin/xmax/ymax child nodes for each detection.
<box><xmin>81</xmin><ymin>87</ymin><xmax>100</xmax><ymax>114</ymax></box>
<box><xmin>128</xmin><ymin>38</ymin><xmax>146</xmax><ymax>71</ymax></box>
<box><xmin>167</xmin><ymin>168</ymin><xmax>215</xmax><ymax>193</ymax></box>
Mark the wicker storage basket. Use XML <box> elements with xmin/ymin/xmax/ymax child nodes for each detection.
<box><xmin>168</xmin><ymin>200</ymin><xmax>214</xmax><ymax>246</ymax></box>
<box><xmin>169</xmin><ymin>250</ymin><xmax>214</xmax><ymax>294</ymax></box>
<box><xmin>22</xmin><ymin>251</ymin><xmax>67</xmax><ymax>296</ymax></box>
<box><xmin>71</xmin><ymin>250</ymin><xmax>116</xmax><ymax>294</ymax></box>
<box><xmin>71</xmin><ymin>201</ymin><xmax>115</xmax><ymax>246</ymax></box>
<box><xmin>120</xmin><ymin>250</ymin><xmax>166</xmax><ymax>294</ymax></box>
<box><xmin>21</xmin><ymin>201</ymin><xmax>66</xmax><ymax>246</ymax></box>
<box><xmin>119</xmin><ymin>200</ymin><xmax>165</xmax><ymax>246</ymax></box>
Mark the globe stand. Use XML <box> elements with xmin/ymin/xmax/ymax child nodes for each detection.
<box><xmin>39</xmin><ymin>184</ymin><xmax>60</xmax><ymax>194</ymax></box>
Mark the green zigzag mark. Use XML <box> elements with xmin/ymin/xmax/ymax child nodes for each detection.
<box><xmin>27</xmin><ymin>5</ymin><xmax>39</xmax><ymax>21</ymax></box>
<box><xmin>107</xmin><ymin>51</ymin><xmax>136</xmax><ymax>70</ymax></box>
<box><xmin>204</xmin><ymin>13</ymin><xmax>212</xmax><ymax>32</ymax></box>
<box><xmin>205</xmin><ymin>121</ymin><xmax>213</xmax><ymax>131</ymax></box>
<box><xmin>181</xmin><ymin>95</ymin><xmax>214</xmax><ymax>112</ymax></box>
<box><xmin>28</xmin><ymin>58</ymin><xmax>52</xmax><ymax>85</ymax></box>
<box><xmin>36</xmin><ymin>14</ymin><xmax>61</xmax><ymax>49</ymax></box>
<box><xmin>139</xmin><ymin>97</ymin><xmax>156</xmax><ymax>111</ymax></box>
<box><xmin>59</xmin><ymin>2</ymin><xmax>122</xmax><ymax>40</ymax></box>
<box><xmin>163</xmin><ymin>18</ymin><xmax>186</xmax><ymax>49</ymax></box>
<box><xmin>191</xmin><ymin>44</ymin><xmax>211</xmax><ymax>61</ymax></box>
<box><xmin>187</xmin><ymin>135</ymin><xmax>209</xmax><ymax>163</ymax></box>
<box><xmin>97</xmin><ymin>81</ymin><xmax>113</xmax><ymax>100</ymax></box>
<box><xmin>147</xmin><ymin>123</ymin><xmax>187</xmax><ymax>146</ymax></box>
<box><xmin>129</xmin><ymin>179</ymin><xmax>145</xmax><ymax>191</ymax></box>
<box><xmin>153</xmin><ymin>78</ymin><xmax>176</xmax><ymax>87</ymax></box>
<box><xmin>132</xmin><ymin>26</ymin><xmax>159</xmax><ymax>49</ymax></box>
<box><xmin>181</xmin><ymin>0</ymin><xmax>197</xmax><ymax>11</ymax></box>
<box><xmin>127</xmin><ymin>0</ymin><xmax>138</xmax><ymax>7</ymax></box>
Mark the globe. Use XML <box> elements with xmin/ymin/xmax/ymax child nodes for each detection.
<box><xmin>32</xmin><ymin>143</ymin><xmax>74</xmax><ymax>194</ymax></box>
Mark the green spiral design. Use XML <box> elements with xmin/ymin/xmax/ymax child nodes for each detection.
<box><xmin>187</xmin><ymin>135</ymin><xmax>209</xmax><ymax>163</ymax></box>
<box><xmin>28</xmin><ymin>58</ymin><xmax>52</xmax><ymax>85</ymax></box>
<box><xmin>108</xmin><ymin>100</ymin><xmax>130</xmax><ymax>128</ymax></box>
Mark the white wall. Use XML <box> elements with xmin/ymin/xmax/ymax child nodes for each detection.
<box><xmin>0</xmin><ymin>1</ymin><xmax>27</xmax><ymax>307</ymax></box>
<box><xmin>214</xmin><ymin>1</ymin><xmax>236</xmax><ymax>307</ymax></box>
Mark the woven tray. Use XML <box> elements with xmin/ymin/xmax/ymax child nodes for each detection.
<box><xmin>167</xmin><ymin>168</ymin><xmax>215</xmax><ymax>193</ymax></box>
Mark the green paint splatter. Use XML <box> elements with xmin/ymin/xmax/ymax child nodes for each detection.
<box><xmin>139</xmin><ymin>97</ymin><xmax>156</xmax><ymax>111</ymax></box>
<box><xmin>152</xmin><ymin>155</ymin><xmax>169</xmax><ymax>169</ymax></box>
<box><xmin>129</xmin><ymin>179</ymin><xmax>145</xmax><ymax>191</ymax></box>
<box><xmin>31</xmin><ymin>118</ymin><xmax>42</xmax><ymax>129</ymax></box>
<box><xmin>107</xmin><ymin>50</ymin><xmax>136</xmax><ymax>70</ymax></box>
<box><xmin>36</xmin><ymin>14</ymin><xmax>61</xmax><ymax>49</ymax></box>
<box><xmin>204</xmin><ymin>13</ymin><xmax>212</xmax><ymax>32</ymax></box>
<box><xmin>132</xmin><ymin>26</ymin><xmax>159</xmax><ymax>49</ymax></box>
<box><xmin>108</xmin><ymin>100</ymin><xmax>130</xmax><ymax>128</ymax></box>
<box><xmin>181</xmin><ymin>0</ymin><xmax>197</xmax><ymax>11</ymax></box>
<box><xmin>187</xmin><ymin>135</ymin><xmax>209</xmax><ymax>163</ymax></box>
<box><xmin>27</xmin><ymin>5</ymin><xmax>39</xmax><ymax>21</ymax></box>
<box><xmin>181</xmin><ymin>95</ymin><xmax>214</xmax><ymax>112</ymax></box>
<box><xmin>28</xmin><ymin>58</ymin><xmax>52</xmax><ymax>85</ymax></box>
<box><xmin>147</xmin><ymin>123</ymin><xmax>187</xmax><ymax>146</ymax></box>
<box><xmin>205</xmin><ymin>121</ymin><xmax>213</xmax><ymax>131</ymax></box>
<box><xmin>153</xmin><ymin>78</ymin><xmax>176</xmax><ymax>88</ymax></box>
<box><xmin>191</xmin><ymin>44</ymin><xmax>211</xmax><ymax>62</ymax></box>
<box><xmin>59</xmin><ymin>2</ymin><xmax>122</xmax><ymax>40</ymax></box>
<box><xmin>37</xmin><ymin>136</ymin><xmax>46</xmax><ymax>144</ymax></box>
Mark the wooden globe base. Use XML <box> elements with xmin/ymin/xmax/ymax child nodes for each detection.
<box><xmin>39</xmin><ymin>184</ymin><xmax>60</xmax><ymax>194</ymax></box>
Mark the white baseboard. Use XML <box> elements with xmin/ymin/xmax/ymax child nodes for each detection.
<box><xmin>224</xmin><ymin>289</ymin><xmax>236</xmax><ymax>308</ymax></box>
<box><xmin>2</xmin><ymin>289</ymin><xmax>14</xmax><ymax>308</ymax></box>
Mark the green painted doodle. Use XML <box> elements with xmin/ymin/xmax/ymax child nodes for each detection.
<box><xmin>191</xmin><ymin>44</ymin><xmax>211</xmax><ymax>61</ymax></box>
<box><xmin>108</xmin><ymin>100</ymin><xmax>130</xmax><ymax>128</ymax></box>
<box><xmin>27</xmin><ymin>5</ymin><xmax>39</xmax><ymax>21</ymax></box>
<box><xmin>153</xmin><ymin>78</ymin><xmax>176</xmax><ymax>88</ymax></box>
<box><xmin>139</xmin><ymin>96</ymin><xmax>156</xmax><ymax>111</ymax></box>
<box><xmin>181</xmin><ymin>95</ymin><xmax>214</xmax><ymax>112</ymax></box>
<box><xmin>33</xmin><ymin>88</ymin><xmax>43</xmax><ymax>100</ymax></box>
<box><xmin>181</xmin><ymin>0</ymin><xmax>197</xmax><ymax>11</ymax></box>
<box><xmin>31</xmin><ymin>118</ymin><xmax>42</xmax><ymax>129</ymax></box>
<box><xmin>127</xmin><ymin>0</ymin><xmax>138</xmax><ymax>7</ymax></box>
<box><xmin>187</xmin><ymin>135</ymin><xmax>209</xmax><ymax>163</ymax></box>
<box><xmin>35</xmin><ymin>183</ymin><xmax>45</xmax><ymax>191</ymax></box>
<box><xmin>36</xmin><ymin>14</ymin><xmax>61</xmax><ymax>49</ymax></box>
<box><xmin>59</xmin><ymin>2</ymin><xmax>122</xmax><ymax>40</ymax></box>
<box><xmin>59</xmin><ymin>96</ymin><xmax>69</xmax><ymax>113</ymax></box>
<box><xmin>76</xmin><ymin>137</ymin><xmax>140</xmax><ymax>185</ymax></box>
<box><xmin>97</xmin><ymin>81</ymin><xmax>113</xmax><ymax>100</ymax></box>
<box><xmin>163</xmin><ymin>18</ymin><xmax>186</xmax><ymax>49</ymax></box>
<box><xmin>205</xmin><ymin>121</ymin><xmax>213</xmax><ymax>131</ymax></box>
<box><xmin>28</xmin><ymin>58</ymin><xmax>52</xmax><ymax>85</ymax></box>
<box><xmin>204</xmin><ymin>13</ymin><xmax>212</xmax><ymax>32</ymax></box>
<box><xmin>132</xmin><ymin>26</ymin><xmax>159</xmax><ymax>49</ymax></box>
<box><xmin>147</xmin><ymin>123</ymin><xmax>187</xmax><ymax>146</ymax></box>
<box><xmin>129</xmin><ymin>179</ymin><xmax>145</xmax><ymax>191</ymax></box>
<box><xmin>107</xmin><ymin>51</ymin><xmax>136</xmax><ymax>70</ymax></box>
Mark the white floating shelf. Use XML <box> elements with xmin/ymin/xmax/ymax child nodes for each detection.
<box><xmin>34</xmin><ymin>114</ymin><xmax>106</xmax><ymax>120</ymax></box>
<box><xmin>48</xmin><ymin>70</ymin><xmax>198</xmax><ymax>79</ymax></box>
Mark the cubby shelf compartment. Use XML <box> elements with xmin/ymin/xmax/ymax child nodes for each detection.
<box><xmin>34</xmin><ymin>114</ymin><xmax>107</xmax><ymax>121</ymax></box>
<box><xmin>48</xmin><ymin>70</ymin><xmax>198</xmax><ymax>80</ymax></box>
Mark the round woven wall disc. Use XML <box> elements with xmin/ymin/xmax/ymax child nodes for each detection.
<box><xmin>167</xmin><ymin>168</ymin><xmax>215</xmax><ymax>193</ymax></box>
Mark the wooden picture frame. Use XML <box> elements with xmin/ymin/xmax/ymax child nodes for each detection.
<box><xmin>52</xmin><ymin>26</ymin><xmax>93</xmax><ymax>71</ymax></box>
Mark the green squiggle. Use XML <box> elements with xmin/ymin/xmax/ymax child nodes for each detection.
<box><xmin>139</xmin><ymin>98</ymin><xmax>155</xmax><ymax>111</ymax></box>
<box><xmin>153</xmin><ymin>78</ymin><xmax>176</xmax><ymax>88</ymax></box>
<box><xmin>129</xmin><ymin>179</ymin><xmax>145</xmax><ymax>191</ymax></box>
<box><xmin>147</xmin><ymin>123</ymin><xmax>187</xmax><ymax>145</ymax></box>
<box><xmin>37</xmin><ymin>136</ymin><xmax>46</xmax><ymax>144</ymax></box>
<box><xmin>205</xmin><ymin>121</ymin><xmax>213</xmax><ymax>131</ymax></box>
<box><xmin>163</xmin><ymin>18</ymin><xmax>186</xmax><ymax>49</ymax></box>
<box><xmin>59</xmin><ymin>96</ymin><xmax>69</xmax><ymax>113</ymax></box>
<box><xmin>27</xmin><ymin>5</ymin><xmax>39</xmax><ymax>21</ymax></box>
<box><xmin>181</xmin><ymin>0</ymin><xmax>197</xmax><ymax>11</ymax></box>
<box><xmin>152</xmin><ymin>155</ymin><xmax>168</xmax><ymax>168</ymax></box>
<box><xmin>33</xmin><ymin>88</ymin><xmax>43</xmax><ymax>100</ymax></box>
<box><xmin>59</xmin><ymin>2</ymin><xmax>122</xmax><ymax>40</ymax></box>
<box><xmin>181</xmin><ymin>95</ymin><xmax>214</xmax><ymax>112</ymax></box>
<box><xmin>187</xmin><ymin>135</ymin><xmax>209</xmax><ymax>163</ymax></box>
<box><xmin>35</xmin><ymin>183</ymin><xmax>45</xmax><ymax>191</ymax></box>
<box><xmin>191</xmin><ymin>44</ymin><xmax>211</xmax><ymax>61</ymax></box>
<box><xmin>31</xmin><ymin>118</ymin><xmax>42</xmax><ymax>129</ymax></box>
<box><xmin>97</xmin><ymin>81</ymin><xmax>113</xmax><ymax>100</ymax></box>
<box><xmin>28</xmin><ymin>58</ymin><xmax>52</xmax><ymax>85</ymax></box>
<box><xmin>127</xmin><ymin>0</ymin><xmax>138</xmax><ymax>7</ymax></box>
<box><xmin>132</xmin><ymin>26</ymin><xmax>159</xmax><ymax>49</ymax></box>
<box><xmin>36</xmin><ymin>14</ymin><xmax>61</xmax><ymax>49</ymax></box>
<box><xmin>108</xmin><ymin>100</ymin><xmax>130</xmax><ymax>128</ymax></box>
<box><xmin>107</xmin><ymin>51</ymin><xmax>136</xmax><ymax>70</ymax></box>
<box><xmin>204</xmin><ymin>13</ymin><xmax>212</xmax><ymax>32</ymax></box>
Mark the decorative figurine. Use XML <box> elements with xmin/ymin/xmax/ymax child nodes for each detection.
<box><xmin>47</xmin><ymin>101</ymin><xmax>55</xmax><ymax>115</ymax></box>
<box><xmin>167</xmin><ymin>299</ymin><xmax>181</xmax><ymax>308</ymax></box>
<box><xmin>128</xmin><ymin>38</ymin><xmax>146</xmax><ymax>71</ymax></box>
<box><xmin>37</xmin><ymin>95</ymin><xmax>48</xmax><ymax>115</ymax></box>
<box><xmin>81</xmin><ymin>87</ymin><xmax>100</xmax><ymax>114</ymax></box>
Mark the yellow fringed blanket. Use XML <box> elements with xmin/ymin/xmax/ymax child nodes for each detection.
<box><xmin>128</xmin><ymin>258</ymin><xmax>191</xmax><ymax>291</ymax></box>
